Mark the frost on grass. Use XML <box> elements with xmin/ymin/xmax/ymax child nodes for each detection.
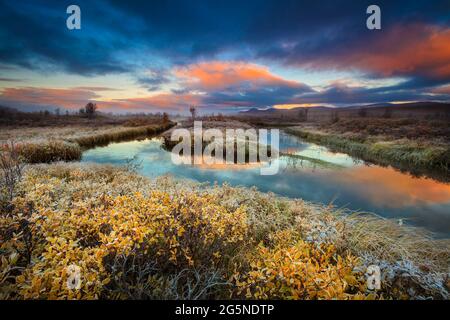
<box><xmin>0</xmin><ymin>163</ymin><xmax>448</xmax><ymax>299</ymax></box>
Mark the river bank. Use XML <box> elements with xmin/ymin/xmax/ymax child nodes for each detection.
<box><xmin>0</xmin><ymin>121</ymin><xmax>175</xmax><ymax>163</ymax></box>
<box><xmin>285</xmin><ymin>119</ymin><xmax>450</xmax><ymax>182</ymax></box>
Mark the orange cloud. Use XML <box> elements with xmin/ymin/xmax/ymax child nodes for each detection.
<box><xmin>174</xmin><ymin>61</ymin><xmax>306</xmax><ymax>90</ymax></box>
<box><xmin>109</xmin><ymin>92</ymin><xmax>202</xmax><ymax>111</ymax></box>
<box><xmin>304</xmin><ymin>24</ymin><xmax>450</xmax><ymax>80</ymax></box>
<box><xmin>0</xmin><ymin>87</ymin><xmax>100</xmax><ymax>109</ymax></box>
<box><xmin>0</xmin><ymin>85</ymin><xmax>205</xmax><ymax>113</ymax></box>
<box><xmin>274</xmin><ymin>103</ymin><xmax>323</xmax><ymax>109</ymax></box>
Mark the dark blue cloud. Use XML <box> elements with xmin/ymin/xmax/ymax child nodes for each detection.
<box><xmin>203</xmin><ymin>83</ymin><xmax>312</xmax><ymax>108</ymax></box>
<box><xmin>1</xmin><ymin>0</ymin><xmax>447</xmax><ymax>73</ymax></box>
<box><xmin>0</xmin><ymin>0</ymin><xmax>449</xmax><ymax>108</ymax></box>
<box><xmin>137</xmin><ymin>69</ymin><xmax>171</xmax><ymax>92</ymax></box>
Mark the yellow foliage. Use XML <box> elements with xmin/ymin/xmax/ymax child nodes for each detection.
<box><xmin>3</xmin><ymin>164</ymin><xmax>446</xmax><ymax>300</ymax></box>
<box><xmin>232</xmin><ymin>230</ymin><xmax>370</xmax><ymax>300</ymax></box>
<box><xmin>1</xmin><ymin>190</ymin><xmax>247</xmax><ymax>299</ymax></box>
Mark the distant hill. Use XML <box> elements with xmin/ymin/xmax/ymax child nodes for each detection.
<box><xmin>238</xmin><ymin>102</ymin><xmax>450</xmax><ymax>122</ymax></box>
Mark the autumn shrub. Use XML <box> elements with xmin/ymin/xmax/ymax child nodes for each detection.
<box><xmin>1</xmin><ymin>163</ymin><xmax>448</xmax><ymax>300</ymax></box>
<box><xmin>232</xmin><ymin>230</ymin><xmax>370</xmax><ymax>300</ymax></box>
<box><xmin>1</xmin><ymin>189</ymin><xmax>247</xmax><ymax>299</ymax></box>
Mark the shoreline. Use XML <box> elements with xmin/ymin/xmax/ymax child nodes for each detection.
<box><xmin>285</xmin><ymin>127</ymin><xmax>450</xmax><ymax>183</ymax></box>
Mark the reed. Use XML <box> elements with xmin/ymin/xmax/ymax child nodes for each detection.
<box><xmin>72</xmin><ymin>123</ymin><xmax>175</xmax><ymax>148</ymax></box>
<box><xmin>1</xmin><ymin>122</ymin><xmax>175</xmax><ymax>164</ymax></box>
<box><xmin>7</xmin><ymin>140</ymin><xmax>82</xmax><ymax>163</ymax></box>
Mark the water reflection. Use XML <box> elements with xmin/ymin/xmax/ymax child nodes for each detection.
<box><xmin>82</xmin><ymin>132</ymin><xmax>450</xmax><ymax>237</ymax></box>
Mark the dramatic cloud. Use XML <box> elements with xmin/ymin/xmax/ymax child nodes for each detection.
<box><xmin>169</xmin><ymin>61</ymin><xmax>312</xmax><ymax>108</ymax></box>
<box><xmin>110</xmin><ymin>93</ymin><xmax>202</xmax><ymax>112</ymax></box>
<box><xmin>286</xmin><ymin>24</ymin><xmax>450</xmax><ymax>82</ymax></box>
<box><xmin>296</xmin><ymin>82</ymin><xmax>450</xmax><ymax>105</ymax></box>
<box><xmin>432</xmin><ymin>85</ymin><xmax>450</xmax><ymax>94</ymax></box>
<box><xmin>0</xmin><ymin>87</ymin><xmax>100</xmax><ymax>110</ymax></box>
<box><xmin>173</xmin><ymin>61</ymin><xmax>309</xmax><ymax>91</ymax></box>
<box><xmin>137</xmin><ymin>69</ymin><xmax>172</xmax><ymax>92</ymax></box>
<box><xmin>0</xmin><ymin>0</ymin><xmax>448</xmax><ymax>112</ymax></box>
<box><xmin>0</xmin><ymin>86</ymin><xmax>199</xmax><ymax>113</ymax></box>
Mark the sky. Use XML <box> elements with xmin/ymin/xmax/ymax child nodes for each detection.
<box><xmin>0</xmin><ymin>0</ymin><xmax>449</xmax><ymax>114</ymax></box>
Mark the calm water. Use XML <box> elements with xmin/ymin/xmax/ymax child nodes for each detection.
<box><xmin>82</xmin><ymin>132</ymin><xmax>450</xmax><ymax>237</ymax></box>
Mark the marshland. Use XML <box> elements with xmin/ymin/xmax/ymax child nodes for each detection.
<box><xmin>1</xmin><ymin>105</ymin><xmax>450</xmax><ymax>300</ymax></box>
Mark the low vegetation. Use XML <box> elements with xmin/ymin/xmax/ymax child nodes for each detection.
<box><xmin>0</xmin><ymin>122</ymin><xmax>175</xmax><ymax>164</ymax></box>
<box><xmin>70</xmin><ymin>123</ymin><xmax>175</xmax><ymax>149</ymax></box>
<box><xmin>1</xmin><ymin>162</ymin><xmax>448</xmax><ymax>300</ymax></box>
<box><xmin>286</xmin><ymin>119</ymin><xmax>450</xmax><ymax>180</ymax></box>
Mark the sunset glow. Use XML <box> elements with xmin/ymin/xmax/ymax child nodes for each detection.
<box><xmin>0</xmin><ymin>1</ymin><xmax>448</xmax><ymax>113</ymax></box>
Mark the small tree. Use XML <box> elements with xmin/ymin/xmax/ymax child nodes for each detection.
<box><xmin>85</xmin><ymin>102</ymin><xmax>97</xmax><ymax>118</ymax></box>
<box><xmin>189</xmin><ymin>106</ymin><xmax>197</xmax><ymax>121</ymax></box>
<box><xmin>162</xmin><ymin>112</ymin><xmax>169</xmax><ymax>124</ymax></box>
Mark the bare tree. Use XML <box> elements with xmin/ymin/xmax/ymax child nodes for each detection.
<box><xmin>85</xmin><ymin>102</ymin><xmax>98</xmax><ymax>118</ymax></box>
<box><xmin>189</xmin><ymin>106</ymin><xmax>197</xmax><ymax>121</ymax></box>
<box><xmin>162</xmin><ymin>112</ymin><xmax>169</xmax><ymax>124</ymax></box>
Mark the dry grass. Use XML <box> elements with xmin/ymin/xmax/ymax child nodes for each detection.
<box><xmin>319</xmin><ymin>118</ymin><xmax>450</xmax><ymax>143</ymax></box>
<box><xmin>286</xmin><ymin>124</ymin><xmax>450</xmax><ymax>180</ymax></box>
<box><xmin>0</xmin><ymin>122</ymin><xmax>175</xmax><ymax>164</ymax></box>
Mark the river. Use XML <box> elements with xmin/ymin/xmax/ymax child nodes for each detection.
<box><xmin>82</xmin><ymin>131</ymin><xmax>450</xmax><ymax>237</ymax></box>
